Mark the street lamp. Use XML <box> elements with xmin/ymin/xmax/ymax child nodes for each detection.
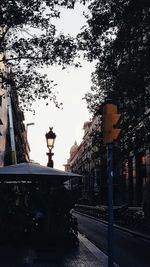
<box><xmin>45</xmin><ymin>127</ymin><xmax>56</xmax><ymax>168</ymax></box>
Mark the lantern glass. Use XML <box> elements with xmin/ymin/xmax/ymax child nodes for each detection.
<box><xmin>45</xmin><ymin>127</ymin><xmax>56</xmax><ymax>150</ymax></box>
<box><xmin>47</xmin><ymin>138</ymin><xmax>55</xmax><ymax>149</ymax></box>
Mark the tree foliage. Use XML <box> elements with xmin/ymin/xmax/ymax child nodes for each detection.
<box><xmin>0</xmin><ymin>0</ymin><xmax>83</xmax><ymax>111</ymax></box>
<box><xmin>77</xmin><ymin>0</ymin><xmax>150</xmax><ymax>155</ymax></box>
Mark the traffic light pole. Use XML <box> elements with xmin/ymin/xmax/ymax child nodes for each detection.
<box><xmin>102</xmin><ymin>102</ymin><xmax>121</xmax><ymax>267</ymax></box>
<box><xmin>107</xmin><ymin>143</ymin><xmax>114</xmax><ymax>267</ymax></box>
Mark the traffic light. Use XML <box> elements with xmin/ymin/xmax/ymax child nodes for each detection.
<box><xmin>103</xmin><ymin>103</ymin><xmax>121</xmax><ymax>145</ymax></box>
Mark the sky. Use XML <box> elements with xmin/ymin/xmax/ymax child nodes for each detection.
<box><xmin>25</xmin><ymin>4</ymin><xmax>95</xmax><ymax>170</ymax></box>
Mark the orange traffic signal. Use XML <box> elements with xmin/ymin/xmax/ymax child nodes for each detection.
<box><xmin>103</xmin><ymin>103</ymin><xmax>121</xmax><ymax>145</ymax></box>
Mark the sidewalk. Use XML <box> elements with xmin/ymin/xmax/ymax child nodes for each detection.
<box><xmin>26</xmin><ymin>233</ymin><xmax>118</xmax><ymax>266</ymax></box>
<box><xmin>0</xmin><ymin>233</ymin><xmax>119</xmax><ymax>266</ymax></box>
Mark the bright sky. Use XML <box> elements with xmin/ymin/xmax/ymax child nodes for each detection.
<box><xmin>25</xmin><ymin>4</ymin><xmax>95</xmax><ymax>170</ymax></box>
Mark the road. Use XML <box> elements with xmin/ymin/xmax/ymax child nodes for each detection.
<box><xmin>73</xmin><ymin>211</ymin><xmax>150</xmax><ymax>267</ymax></box>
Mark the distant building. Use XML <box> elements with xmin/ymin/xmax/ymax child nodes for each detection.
<box><xmin>64</xmin><ymin>115</ymin><xmax>102</xmax><ymax>204</ymax></box>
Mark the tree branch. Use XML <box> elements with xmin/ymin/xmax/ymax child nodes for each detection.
<box><xmin>0</xmin><ymin>56</ymin><xmax>44</xmax><ymax>63</ymax></box>
<box><xmin>0</xmin><ymin>26</ymin><xmax>11</xmax><ymax>44</ymax></box>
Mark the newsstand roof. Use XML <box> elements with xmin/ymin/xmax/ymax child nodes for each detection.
<box><xmin>0</xmin><ymin>162</ymin><xmax>81</xmax><ymax>182</ymax></box>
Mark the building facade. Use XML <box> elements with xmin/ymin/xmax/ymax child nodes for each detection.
<box><xmin>0</xmin><ymin>53</ymin><xmax>8</xmax><ymax>166</ymax></box>
<box><xmin>64</xmin><ymin>108</ymin><xmax>150</xmax><ymax>209</ymax></box>
<box><xmin>0</xmin><ymin>53</ymin><xmax>30</xmax><ymax>166</ymax></box>
<box><xmin>64</xmin><ymin>115</ymin><xmax>103</xmax><ymax>205</ymax></box>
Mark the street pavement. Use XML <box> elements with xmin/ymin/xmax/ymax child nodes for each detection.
<box><xmin>0</xmin><ymin>233</ymin><xmax>119</xmax><ymax>267</ymax></box>
<box><xmin>74</xmin><ymin>212</ymin><xmax>150</xmax><ymax>267</ymax></box>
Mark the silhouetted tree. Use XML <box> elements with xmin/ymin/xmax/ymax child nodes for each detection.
<box><xmin>0</xmin><ymin>0</ymin><xmax>82</xmax><ymax>111</ymax></box>
<box><xmin>77</xmin><ymin>0</ymin><xmax>150</xmax><ymax>152</ymax></box>
<box><xmin>76</xmin><ymin>0</ymin><xmax>150</xmax><ymax>208</ymax></box>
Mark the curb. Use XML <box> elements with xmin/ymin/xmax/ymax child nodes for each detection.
<box><xmin>78</xmin><ymin>233</ymin><xmax>119</xmax><ymax>267</ymax></box>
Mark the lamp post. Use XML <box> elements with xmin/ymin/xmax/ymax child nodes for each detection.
<box><xmin>45</xmin><ymin>127</ymin><xmax>56</xmax><ymax>168</ymax></box>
